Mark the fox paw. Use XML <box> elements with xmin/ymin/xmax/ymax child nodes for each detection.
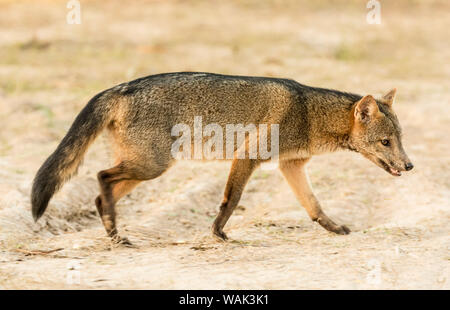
<box><xmin>111</xmin><ymin>235</ymin><xmax>135</xmax><ymax>247</ymax></box>
<box><xmin>316</xmin><ymin>217</ymin><xmax>351</xmax><ymax>235</ymax></box>
<box><xmin>333</xmin><ymin>225</ymin><xmax>351</xmax><ymax>235</ymax></box>
<box><xmin>212</xmin><ymin>229</ymin><xmax>229</xmax><ymax>241</ymax></box>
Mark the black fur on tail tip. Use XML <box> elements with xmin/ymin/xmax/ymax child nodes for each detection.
<box><xmin>31</xmin><ymin>197</ymin><xmax>49</xmax><ymax>222</ymax></box>
<box><xmin>31</xmin><ymin>173</ymin><xmax>58</xmax><ymax>222</ymax></box>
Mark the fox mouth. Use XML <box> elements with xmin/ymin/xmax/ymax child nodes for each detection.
<box><xmin>378</xmin><ymin>159</ymin><xmax>402</xmax><ymax>176</ymax></box>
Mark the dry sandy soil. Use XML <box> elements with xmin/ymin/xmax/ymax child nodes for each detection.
<box><xmin>0</xmin><ymin>0</ymin><xmax>449</xmax><ymax>289</ymax></box>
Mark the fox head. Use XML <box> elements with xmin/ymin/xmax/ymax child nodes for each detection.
<box><xmin>349</xmin><ymin>89</ymin><xmax>414</xmax><ymax>176</ymax></box>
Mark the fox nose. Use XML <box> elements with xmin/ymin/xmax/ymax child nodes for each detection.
<box><xmin>405</xmin><ymin>162</ymin><xmax>414</xmax><ymax>171</ymax></box>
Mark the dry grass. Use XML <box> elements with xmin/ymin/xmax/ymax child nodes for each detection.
<box><xmin>0</xmin><ymin>0</ymin><xmax>449</xmax><ymax>289</ymax></box>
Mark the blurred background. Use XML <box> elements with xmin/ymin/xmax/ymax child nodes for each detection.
<box><xmin>0</xmin><ymin>0</ymin><xmax>448</xmax><ymax>289</ymax></box>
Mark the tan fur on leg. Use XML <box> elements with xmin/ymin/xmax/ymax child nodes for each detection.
<box><xmin>279</xmin><ymin>159</ymin><xmax>350</xmax><ymax>235</ymax></box>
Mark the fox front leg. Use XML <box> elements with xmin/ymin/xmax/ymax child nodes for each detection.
<box><xmin>279</xmin><ymin>158</ymin><xmax>350</xmax><ymax>235</ymax></box>
<box><xmin>212</xmin><ymin>159</ymin><xmax>258</xmax><ymax>241</ymax></box>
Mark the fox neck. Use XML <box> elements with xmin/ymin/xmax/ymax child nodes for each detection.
<box><xmin>307</xmin><ymin>96</ymin><xmax>356</xmax><ymax>155</ymax></box>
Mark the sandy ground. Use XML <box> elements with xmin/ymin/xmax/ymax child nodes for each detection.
<box><xmin>0</xmin><ymin>0</ymin><xmax>449</xmax><ymax>289</ymax></box>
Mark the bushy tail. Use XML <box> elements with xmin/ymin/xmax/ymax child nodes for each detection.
<box><xmin>31</xmin><ymin>90</ymin><xmax>116</xmax><ymax>221</ymax></box>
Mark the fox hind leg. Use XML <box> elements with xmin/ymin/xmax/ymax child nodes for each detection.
<box><xmin>95</xmin><ymin>179</ymin><xmax>140</xmax><ymax>245</ymax></box>
<box><xmin>96</xmin><ymin>160</ymin><xmax>171</xmax><ymax>244</ymax></box>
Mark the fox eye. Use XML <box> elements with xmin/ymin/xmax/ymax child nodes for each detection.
<box><xmin>381</xmin><ymin>139</ymin><xmax>390</xmax><ymax>146</ymax></box>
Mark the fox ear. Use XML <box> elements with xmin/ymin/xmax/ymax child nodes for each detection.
<box><xmin>354</xmin><ymin>95</ymin><xmax>379</xmax><ymax>124</ymax></box>
<box><xmin>381</xmin><ymin>88</ymin><xmax>396</xmax><ymax>107</ymax></box>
